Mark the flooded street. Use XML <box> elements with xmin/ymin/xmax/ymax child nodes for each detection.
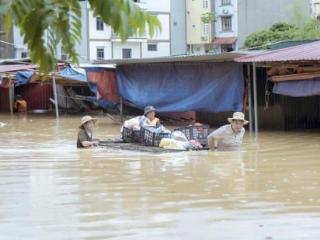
<box><xmin>0</xmin><ymin>114</ymin><xmax>320</xmax><ymax>240</ymax></box>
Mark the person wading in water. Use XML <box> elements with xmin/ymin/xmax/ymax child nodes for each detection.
<box><xmin>207</xmin><ymin>112</ymin><xmax>248</xmax><ymax>151</ymax></box>
<box><xmin>77</xmin><ymin>116</ymin><xmax>100</xmax><ymax>148</ymax></box>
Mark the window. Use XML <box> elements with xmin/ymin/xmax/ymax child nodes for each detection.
<box><xmin>96</xmin><ymin>17</ymin><xmax>104</xmax><ymax>31</ymax></box>
<box><xmin>147</xmin><ymin>44</ymin><xmax>158</xmax><ymax>51</ymax></box>
<box><xmin>221</xmin><ymin>44</ymin><xmax>233</xmax><ymax>52</ymax></box>
<box><xmin>96</xmin><ymin>48</ymin><xmax>104</xmax><ymax>60</ymax></box>
<box><xmin>221</xmin><ymin>16</ymin><xmax>232</xmax><ymax>32</ymax></box>
<box><xmin>203</xmin><ymin>23</ymin><xmax>209</xmax><ymax>36</ymax></box>
<box><xmin>221</xmin><ymin>0</ymin><xmax>231</xmax><ymax>6</ymax></box>
<box><xmin>61</xmin><ymin>47</ymin><xmax>67</xmax><ymax>61</ymax></box>
<box><xmin>21</xmin><ymin>52</ymin><xmax>28</xmax><ymax>58</ymax></box>
<box><xmin>203</xmin><ymin>0</ymin><xmax>209</xmax><ymax>9</ymax></box>
<box><xmin>122</xmin><ymin>48</ymin><xmax>132</xmax><ymax>59</ymax></box>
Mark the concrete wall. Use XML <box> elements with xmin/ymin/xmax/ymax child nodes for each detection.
<box><xmin>170</xmin><ymin>0</ymin><xmax>187</xmax><ymax>55</ymax></box>
<box><xmin>311</xmin><ymin>0</ymin><xmax>320</xmax><ymax>17</ymax></box>
<box><xmin>186</xmin><ymin>0</ymin><xmax>212</xmax><ymax>44</ymax></box>
<box><xmin>87</xmin><ymin>0</ymin><xmax>171</xmax><ymax>60</ymax></box>
<box><xmin>112</xmin><ymin>42</ymin><xmax>142</xmax><ymax>59</ymax></box>
<box><xmin>0</xmin><ymin>28</ymin><xmax>15</xmax><ymax>59</ymax></box>
<box><xmin>142</xmin><ymin>42</ymin><xmax>171</xmax><ymax>58</ymax></box>
<box><xmin>89</xmin><ymin>41</ymin><xmax>112</xmax><ymax>60</ymax></box>
<box><xmin>150</xmin><ymin>14</ymin><xmax>170</xmax><ymax>40</ymax></box>
<box><xmin>77</xmin><ymin>1</ymin><xmax>89</xmax><ymax>63</ymax></box>
<box><xmin>237</xmin><ymin>0</ymin><xmax>311</xmax><ymax>48</ymax></box>
<box><xmin>138</xmin><ymin>0</ymin><xmax>171</xmax><ymax>12</ymax></box>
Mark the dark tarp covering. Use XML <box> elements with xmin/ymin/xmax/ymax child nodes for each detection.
<box><xmin>116</xmin><ymin>62</ymin><xmax>244</xmax><ymax>113</ymax></box>
<box><xmin>85</xmin><ymin>96</ymin><xmax>117</xmax><ymax>108</ymax></box>
<box><xmin>273</xmin><ymin>79</ymin><xmax>320</xmax><ymax>97</ymax></box>
<box><xmin>15</xmin><ymin>71</ymin><xmax>33</xmax><ymax>86</ymax></box>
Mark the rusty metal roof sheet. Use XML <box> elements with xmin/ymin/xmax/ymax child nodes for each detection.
<box><xmin>235</xmin><ymin>40</ymin><xmax>320</xmax><ymax>63</ymax></box>
<box><xmin>0</xmin><ymin>64</ymin><xmax>37</xmax><ymax>73</ymax></box>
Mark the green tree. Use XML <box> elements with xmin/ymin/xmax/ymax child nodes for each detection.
<box><xmin>0</xmin><ymin>0</ymin><xmax>161</xmax><ymax>73</ymax></box>
<box><xmin>201</xmin><ymin>12</ymin><xmax>215</xmax><ymax>24</ymax></box>
<box><xmin>243</xmin><ymin>22</ymin><xmax>297</xmax><ymax>49</ymax></box>
<box><xmin>243</xmin><ymin>3</ymin><xmax>320</xmax><ymax>49</ymax></box>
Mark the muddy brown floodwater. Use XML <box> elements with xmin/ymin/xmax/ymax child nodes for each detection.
<box><xmin>0</xmin><ymin>114</ymin><xmax>320</xmax><ymax>240</ymax></box>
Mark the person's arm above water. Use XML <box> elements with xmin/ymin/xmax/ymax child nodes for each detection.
<box><xmin>78</xmin><ymin>130</ymin><xmax>98</xmax><ymax>148</ymax></box>
<box><xmin>207</xmin><ymin>126</ymin><xmax>226</xmax><ymax>150</ymax></box>
<box><xmin>81</xmin><ymin>140</ymin><xmax>97</xmax><ymax>147</ymax></box>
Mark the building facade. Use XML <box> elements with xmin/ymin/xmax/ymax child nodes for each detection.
<box><xmin>2</xmin><ymin>0</ymin><xmax>174</xmax><ymax>62</ymax></box>
<box><xmin>88</xmin><ymin>0</ymin><xmax>171</xmax><ymax>61</ymax></box>
<box><xmin>186</xmin><ymin>0</ymin><xmax>312</xmax><ymax>54</ymax></box>
<box><xmin>237</xmin><ymin>0</ymin><xmax>312</xmax><ymax>49</ymax></box>
<box><xmin>311</xmin><ymin>0</ymin><xmax>320</xmax><ymax>18</ymax></box>
<box><xmin>186</xmin><ymin>0</ymin><xmax>213</xmax><ymax>54</ymax></box>
<box><xmin>213</xmin><ymin>0</ymin><xmax>238</xmax><ymax>53</ymax></box>
<box><xmin>171</xmin><ymin>0</ymin><xmax>187</xmax><ymax>55</ymax></box>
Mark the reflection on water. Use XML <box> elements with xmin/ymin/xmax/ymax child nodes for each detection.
<box><xmin>0</xmin><ymin>114</ymin><xmax>320</xmax><ymax>239</ymax></box>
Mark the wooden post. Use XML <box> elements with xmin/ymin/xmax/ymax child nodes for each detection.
<box><xmin>119</xmin><ymin>96</ymin><xmax>123</xmax><ymax>123</ymax></box>
<box><xmin>9</xmin><ymin>79</ymin><xmax>14</xmax><ymax>114</ymax></box>
<box><xmin>247</xmin><ymin>64</ymin><xmax>253</xmax><ymax>134</ymax></box>
<box><xmin>52</xmin><ymin>74</ymin><xmax>59</xmax><ymax>119</ymax></box>
<box><xmin>252</xmin><ymin>62</ymin><xmax>259</xmax><ymax>137</ymax></box>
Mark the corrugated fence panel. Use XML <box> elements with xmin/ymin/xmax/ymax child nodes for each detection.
<box><xmin>0</xmin><ymin>88</ymin><xmax>10</xmax><ymax>112</ymax></box>
<box><xmin>16</xmin><ymin>83</ymin><xmax>53</xmax><ymax>110</ymax></box>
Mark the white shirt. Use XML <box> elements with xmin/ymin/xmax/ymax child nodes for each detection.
<box><xmin>208</xmin><ymin>124</ymin><xmax>245</xmax><ymax>151</ymax></box>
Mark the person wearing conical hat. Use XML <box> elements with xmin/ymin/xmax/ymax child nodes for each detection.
<box><xmin>77</xmin><ymin>116</ymin><xmax>100</xmax><ymax>148</ymax></box>
<box><xmin>140</xmin><ymin>106</ymin><xmax>161</xmax><ymax>128</ymax></box>
<box><xmin>207</xmin><ymin>112</ymin><xmax>249</xmax><ymax>151</ymax></box>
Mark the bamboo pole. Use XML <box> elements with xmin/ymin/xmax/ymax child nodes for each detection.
<box><xmin>52</xmin><ymin>74</ymin><xmax>59</xmax><ymax>119</ymax></box>
<box><xmin>247</xmin><ymin>64</ymin><xmax>253</xmax><ymax>135</ymax></box>
<box><xmin>119</xmin><ymin>96</ymin><xmax>123</xmax><ymax>123</ymax></box>
<box><xmin>252</xmin><ymin>62</ymin><xmax>259</xmax><ymax>137</ymax></box>
<box><xmin>9</xmin><ymin>79</ymin><xmax>14</xmax><ymax>114</ymax></box>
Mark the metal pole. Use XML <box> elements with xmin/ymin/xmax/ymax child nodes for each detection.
<box><xmin>119</xmin><ymin>96</ymin><xmax>123</xmax><ymax>123</ymax></box>
<box><xmin>52</xmin><ymin>75</ymin><xmax>59</xmax><ymax>119</ymax></box>
<box><xmin>9</xmin><ymin>80</ymin><xmax>14</xmax><ymax>114</ymax></box>
<box><xmin>247</xmin><ymin>64</ymin><xmax>253</xmax><ymax>134</ymax></box>
<box><xmin>252</xmin><ymin>62</ymin><xmax>258</xmax><ymax>137</ymax></box>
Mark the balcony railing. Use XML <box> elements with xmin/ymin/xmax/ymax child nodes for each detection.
<box><xmin>112</xmin><ymin>31</ymin><xmax>147</xmax><ymax>39</ymax></box>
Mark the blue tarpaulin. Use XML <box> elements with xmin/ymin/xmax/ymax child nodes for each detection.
<box><xmin>57</xmin><ymin>66</ymin><xmax>87</xmax><ymax>82</ymax></box>
<box><xmin>273</xmin><ymin>79</ymin><xmax>320</xmax><ymax>97</ymax></box>
<box><xmin>116</xmin><ymin>62</ymin><xmax>244</xmax><ymax>113</ymax></box>
<box><xmin>15</xmin><ymin>71</ymin><xmax>33</xmax><ymax>86</ymax></box>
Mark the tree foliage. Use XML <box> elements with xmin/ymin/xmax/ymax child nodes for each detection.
<box><xmin>243</xmin><ymin>23</ymin><xmax>296</xmax><ymax>49</ymax></box>
<box><xmin>201</xmin><ymin>12</ymin><xmax>215</xmax><ymax>24</ymax></box>
<box><xmin>0</xmin><ymin>0</ymin><xmax>161</xmax><ymax>73</ymax></box>
<box><xmin>243</xmin><ymin>3</ymin><xmax>320</xmax><ymax>49</ymax></box>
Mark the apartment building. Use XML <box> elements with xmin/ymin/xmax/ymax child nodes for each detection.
<box><xmin>213</xmin><ymin>0</ymin><xmax>238</xmax><ymax>53</ymax></box>
<box><xmin>1</xmin><ymin>0</ymin><xmax>177</xmax><ymax>62</ymax></box>
<box><xmin>88</xmin><ymin>0</ymin><xmax>171</xmax><ymax>61</ymax></box>
<box><xmin>186</xmin><ymin>0</ymin><xmax>213</xmax><ymax>54</ymax></box>
<box><xmin>186</xmin><ymin>0</ymin><xmax>312</xmax><ymax>54</ymax></box>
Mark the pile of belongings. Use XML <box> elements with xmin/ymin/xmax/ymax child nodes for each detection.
<box><xmin>159</xmin><ymin>131</ymin><xmax>203</xmax><ymax>151</ymax></box>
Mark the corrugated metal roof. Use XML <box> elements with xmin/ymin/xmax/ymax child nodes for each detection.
<box><xmin>212</xmin><ymin>37</ymin><xmax>237</xmax><ymax>45</ymax></box>
<box><xmin>0</xmin><ymin>64</ymin><xmax>37</xmax><ymax>73</ymax></box>
<box><xmin>94</xmin><ymin>52</ymin><xmax>245</xmax><ymax>65</ymax></box>
<box><xmin>235</xmin><ymin>40</ymin><xmax>320</xmax><ymax>63</ymax></box>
